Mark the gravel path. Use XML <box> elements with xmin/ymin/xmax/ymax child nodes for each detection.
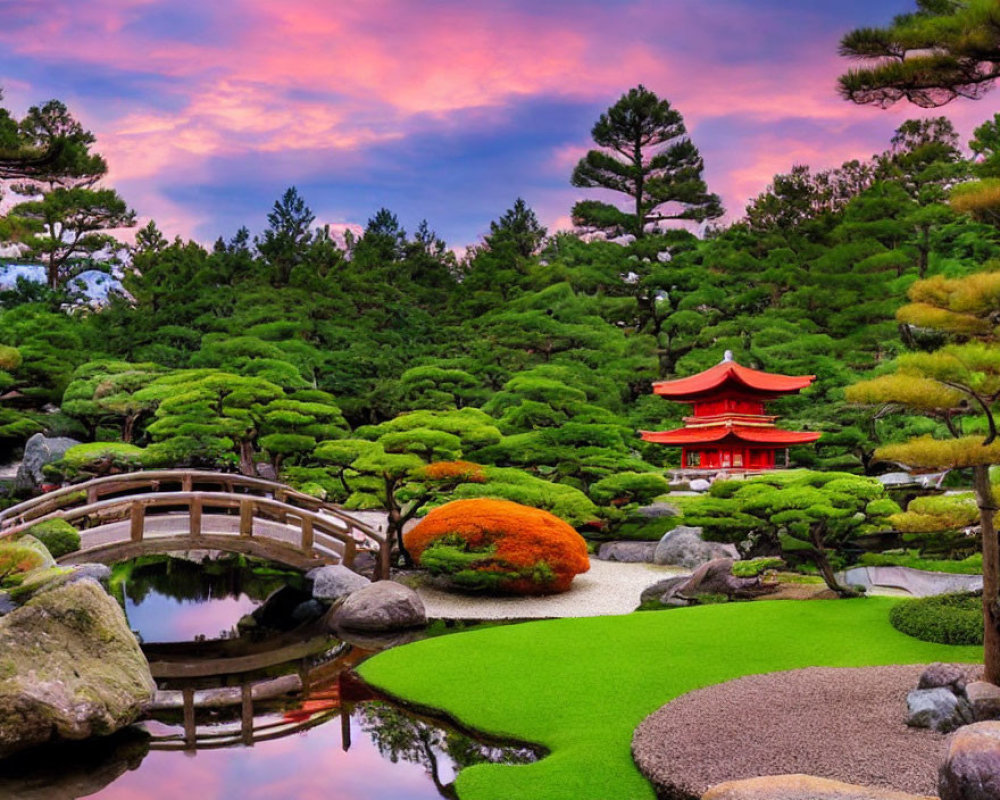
<box><xmin>411</xmin><ymin>558</ymin><xmax>688</xmax><ymax>619</ymax></box>
<box><xmin>633</xmin><ymin>664</ymin><xmax>982</xmax><ymax>798</ymax></box>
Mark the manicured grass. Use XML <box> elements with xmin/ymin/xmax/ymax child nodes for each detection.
<box><xmin>358</xmin><ymin>598</ymin><xmax>981</xmax><ymax>800</ymax></box>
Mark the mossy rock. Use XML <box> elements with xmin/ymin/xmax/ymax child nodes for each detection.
<box><xmin>0</xmin><ymin>537</ymin><xmax>55</xmax><ymax>589</ymax></box>
<box><xmin>0</xmin><ymin>579</ymin><xmax>155</xmax><ymax>757</ymax></box>
<box><xmin>22</xmin><ymin>519</ymin><xmax>81</xmax><ymax>559</ymax></box>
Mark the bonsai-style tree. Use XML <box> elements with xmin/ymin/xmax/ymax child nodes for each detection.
<box><xmin>846</xmin><ymin>269</ymin><xmax>1000</xmax><ymax>682</ymax></box>
<box><xmin>61</xmin><ymin>360</ymin><xmax>168</xmax><ymax>442</ymax></box>
<box><xmin>838</xmin><ymin>0</ymin><xmax>1000</xmax><ymax>108</ymax></box>
<box><xmin>571</xmin><ymin>85</ymin><xmax>722</xmax><ymax>238</ymax></box>
<box><xmin>683</xmin><ymin>471</ymin><xmax>900</xmax><ymax>596</ymax></box>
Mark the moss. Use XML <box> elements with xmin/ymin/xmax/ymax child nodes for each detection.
<box><xmin>22</xmin><ymin>519</ymin><xmax>81</xmax><ymax>559</ymax></box>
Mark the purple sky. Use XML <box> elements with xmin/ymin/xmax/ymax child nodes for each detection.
<box><xmin>0</xmin><ymin>0</ymin><xmax>996</xmax><ymax>248</ymax></box>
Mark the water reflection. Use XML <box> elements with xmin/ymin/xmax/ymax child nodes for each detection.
<box><xmin>0</xmin><ymin>556</ymin><xmax>541</xmax><ymax>800</ymax></box>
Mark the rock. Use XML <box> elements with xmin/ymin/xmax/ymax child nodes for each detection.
<box><xmin>291</xmin><ymin>599</ymin><xmax>324</xmax><ymax>623</ymax></box>
<box><xmin>689</xmin><ymin>479</ymin><xmax>712</xmax><ymax>492</ymax></box>
<box><xmin>596</xmin><ymin>541</ymin><xmax>657</xmax><ymax>563</ymax></box>
<box><xmin>919</xmin><ymin>663</ymin><xmax>968</xmax><ymax>694</ymax></box>
<box><xmin>837</xmin><ymin>566</ymin><xmax>982</xmax><ymax>598</ymax></box>
<box><xmin>307</xmin><ymin>564</ymin><xmax>371</xmax><ymax>601</ymax></box>
<box><xmin>333</xmin><ymin>581</ymin><xmax>426</xmax><ymax>632</ymax></box>
<box><xmin>640</xmin><ymin>575</ymin><xmax>691</xmax><ymax>605</ymax></box>
<box><xmin>70</xmin><ymin>563</ymin><xmax>112</xmax><ymax>585</ymax></box>
<box><xmin>640</xmin><ymin>558</ymin><xmax>777</xmax><ymax>608</ymax></box>
<box><xmin>5</xmin><ymin>563</ymin><xmax>113</xmax><ymax>605</ymax></box>
<box><xmin>966</xmin><ymin>681</ymin><xmax>1000</xmax><ymax>722</ymax></box>
<box><xmin>906</xmin><ymin>687</ymin><xmax>973</xmax><ymax>733</ymax></box>
<box><xmin>14</xmin><ymin>535</ymin><xmax>56</xmax><ymax>570</ymax></box>
<box><xmin>0</xmin><ymin>593</ymin><xmax>14</xmax><ymax>617</ymax></box>
<box><xmin>654</xmin><ymin>526</ymin><xmax>738</xmax><ymax>569</ymax></box>
<box><xmin>13</xmin><ymin>434</ymin><xmax>81</xmax><ymax>492</ymax></box>
<box><xmin>0</xmin><ymin>579</ymin><xmax>155</xmax><ymax>758</ymax></box>
<box><xmin>636</xmin><ymin>501</ymin><xmax>680</xmax><ymax>519</ymax></box>
<box><xmin>878</xmin><ymin>471</ymin><xmax>917</xmax><ymax>487</ymax></box>
<box><xmin>939</xmin><ymin>721</ymin><xmax>1000</xmax><ymax>800</ymax></box>
<box><xmin>702</xmin><ymin>774</ymin><xmax>936</xmax><ymax>800</ymax></box>
<box><xmin>251</xmin><ymin>585</ymin><xmax>314</xmax><ymax>631</ymax></box>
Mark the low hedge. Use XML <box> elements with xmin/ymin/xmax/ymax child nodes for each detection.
<box><xmin>889</xmin><ymin>592</ymin><xmax>983</xmax><ymax>646</ymax></box>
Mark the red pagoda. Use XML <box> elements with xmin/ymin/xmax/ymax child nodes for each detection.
<box><xmin>640</xmin><ymin>351</ymin><xmax>821</xmax><ymax>472</ymax></box>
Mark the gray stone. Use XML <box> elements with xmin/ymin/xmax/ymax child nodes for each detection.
<box><xmin>0</xmin><ymin>593</ymin><xmax>14</xmax><ymax>617</ymax></box>
<box><xmin>640</xmin><ymin>575</ymin><xmax>692</xmax><ymax>605</ymax></box>
<box><xmin>966</xmin><ymin>681</ymin><xmax>1000</xmax><ymax>722</ymax></box>
<box><xmin>596</xmin><ymin>541</ymin><xmax>657</xmax><ymax>563</ymax></box>
<box><xmin>654</xmin><ymin>525</ymin><xmax>738</xmax><ymax>569</ymax></box>
<box><xmin>635</xmin><ymin>502</ymin><xmax>680</xmax><ymax>519</ymax></box>
<box><xmin>0</xmin><ymin>579</ymin><xmax>155</xmax><ymax>757</ymax></box>
<box><xmin>919</xmin><ymin>663</ymin><xmax>968</xmax><ymax>694</ymax></box>
<box><xmin>308</xmin><ymin>564</ymin><xmax>371</xmax><ymax>601</ymax></box>
<box><xmin>939</xmin><ymin>721</ymin><xmax>1000</xmax><ymax>800</ymax></box>
<box><xmin>878</xmin><ymin>471</ymin><xmax>917</xmax><ymax>487</ymax></box>
<box><xmin>906</xmin><ymin>687</ymin><xmax>973</xmax><ymax>733</ymax></box>
<box><xmin>292</xmin><ymin>599</ymin><xmax>325</xmax><ymax>623</ymax></box>
<box><xmin>13</xmin><ymin>433</ymin><xmax>81</xmax><ymax>492</ymax></box>
<box><xmin>70</xmin><ymin>563</ymin><xmax>112</xmax><ymax>585</ymax></box>
<box><xmin>333</xmin><ymin>580</ymin><xmax>426</xmax><ymax>632</ymax></box>
<box><xmin>689</xmin><ymin>479</ymin><xmax>712</xmax><ymax>492</ymax></box>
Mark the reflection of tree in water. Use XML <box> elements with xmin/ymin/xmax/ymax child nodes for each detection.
<box><xmin>357</xmin><ymin>702</ymin><xmax>536</xmax><ymax>799</ymax></box>
<box><xmin>114</xmin><ymin>555</ymin><xmax>306</xmax><ymax>605</ymax></box>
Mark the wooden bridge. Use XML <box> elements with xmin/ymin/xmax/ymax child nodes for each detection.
<box><xmin>0</xmin><ymin>470</ymin><xmax>390</xmax><ymax>578</ymax></box>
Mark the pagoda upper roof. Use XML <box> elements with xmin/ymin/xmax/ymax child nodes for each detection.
<box><xmin>652</xmin><ymin>353</ymin><xmax>815</xmax><ymax>400</ymax></box>
<box><xmin>640</xmin><ymin>424</ymin><xmax>821</xmax><ymax>446</ymax></box>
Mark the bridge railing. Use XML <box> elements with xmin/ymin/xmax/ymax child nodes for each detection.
<box><xmin>0</xmin><ymin>471</ymin><xmax>390</xmax><ymax>578</ymax></box>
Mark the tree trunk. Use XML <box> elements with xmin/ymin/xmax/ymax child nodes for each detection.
<box><xmin>385</xmin><ymin>478</ymin><xmax>413</xmax><ymax>567</ymax></box>
<box><xmin>973</xmin><ymin>464</ymin><xmax>1000</xmax><ymax>684</ymax></box>
<box><xmin>238</xmin><ymin>440</ymin><xmax>256</xmax><ymax>477</ymax></box>
<box><xmin>810</xmin><ymin>523</ymin><xmax>859</xmax><ymax>597</ymax></box>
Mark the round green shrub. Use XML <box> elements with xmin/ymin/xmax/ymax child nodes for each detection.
<box><xmin>889</xmin><ymin>592</ymin><xmax>983</xmax><ymax>645</ymax></box>
<box><xmin>23</xmin><ymin>519</ymin><xmax>81</xmax><ymax>559</ymax></box>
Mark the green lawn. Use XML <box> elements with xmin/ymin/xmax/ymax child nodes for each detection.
<box><xmin>358</xmin><ymin>598</ymin><xmax>982</xmax><ymax>800</ymax></box>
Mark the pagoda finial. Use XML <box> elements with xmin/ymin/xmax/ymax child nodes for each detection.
<box><xmin>721</xmin><ymin>350</ymin><xmax>734</xmax><ymax>363</ymax></box>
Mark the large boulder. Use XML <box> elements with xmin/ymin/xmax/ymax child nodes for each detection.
<box><xmin>966</xmin><ymin>681</ymin><xmax>1000</xmax><ymax>722</ymax></box>
<box><xmin>332</xmin><ymin>581</ymin><xmax>426</xmax><ymax>632</ymax></box>
<box><xmin>654</xmin><ymin>526</ymin><xmax>737</xmax><ymax>569</ymax></box>
<box><xmin>13</xmin><ymin>434</ymin><xmax>81</xmax><ymax>492</ymax></box>
<box><xmin>596</xmin><ymin>541</ymin><xmax>657</xmax><ymax>563</ymax></box>
<box><xmin>641</xmin><ymin>558</ymin><xmax>777</xmax><ymax>608</ymax></box>
<box><xmin>308</xmin><ymin>564</ymin><xmax>371</xmax><ymax>601</ymax></box>
<box><xmin>0</xmin><ymin>578</ymin><xmax>155</xmax><ymax>758</ymax></box>
<box><xmin>939</xmin><ymin>721</ymin><xmax>1000</xmax><ymax>800</ymax></box>
<box><xmin>702</xmin><ymin>774</ymin><xmax>936</xmax><ymax>800</ymax></box>
<box><xmin>919</xmin><ymin>663</ymin><xmax>968</xmax><ymax>694</ymax></box>
<box><xmin>906</xmin><ymin>687</ymin><xmax>973</xmax><ymax>733</ymax></box>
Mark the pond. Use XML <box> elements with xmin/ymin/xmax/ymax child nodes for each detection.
<box><xmin>0</xmin><ymin>556</ymin><xmax>539</xmax><ymax>800</ymax></box>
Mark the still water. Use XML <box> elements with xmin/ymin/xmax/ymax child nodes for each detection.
<box><xmin>0</xmin><ymin>557</ymin><xmax>537</xmax><ymax>800</ymax></box>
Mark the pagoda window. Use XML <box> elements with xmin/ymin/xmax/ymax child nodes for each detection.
<box><xmin>733</xmin><ymin>452</ymin><xmax>743</xmax><ymax>468</ymax></box>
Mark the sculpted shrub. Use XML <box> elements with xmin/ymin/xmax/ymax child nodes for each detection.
<box><xmin>404</xmin><ymin>498</ymin><xmax>589</xmax><ymax>595</ymax></box>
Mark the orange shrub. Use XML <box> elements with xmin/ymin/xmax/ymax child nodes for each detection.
<box><xmin>415</xmin><ymin>461</ymin><xmax>487</xmax><ymax>483</ymax></box>
<box><xmin>405</xmin><ymin>498</ymin><xmax>589</xmax><ymax>595</ymax></box>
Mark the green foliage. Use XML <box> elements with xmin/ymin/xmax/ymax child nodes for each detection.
<box><xmin>49</xmin><ymin>441</ymin><xmax>149</xmax><ymax>481</ymax></box>
<box><xmin>731</xmin><ymin>557</ymin><xmax>784</xmax><ymax>578</ymax></box>
<box><xmin>22</xmin><ymin>518</ymin><xmax>80</xmax><ymax>558</ymax></box>
<box><xmin>890</xmin><ymin>592</ymin><xmax>983</xmax><ymax>645</ymax></box>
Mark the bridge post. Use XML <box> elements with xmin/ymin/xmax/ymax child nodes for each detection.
<box><xmin>377</xmin><ymin>538</ymin><xmax>391</xmax><ymax>581</ymax></box>
<box><xmin>181</xmin><ymin>474</ymin><xmax>192</xmax><ymax>493</ymax></box>
<box><xmin>130</xmin><ymin>503</ymin><xmax>144</xmax><ymax>543</ymax></box>
<box><xmin>300</xmin><ymin>516</ymin><xmax>314</xmax><ymax>551</ymax></box>
<box><xmin>241</xmin><ymin>684</ymin><xmax>254</xmax><ymax>747</ymax></box>
<box><xmin>239</xmin><ymin>500</ymin><xmax>253</xmax><ymax>537</ymax></box>
<box><xmin>87</xmin><ymin>486</ymin><xmax>98</xmax><ymax>504</ymax></box>
<box><xmin>183</xmin><ymin>688</ymin><xmax>196</xmax><ymax>749</ymax></box>
<box><xmin>189</xmin><ymin>498</ymin><xmax>202</xmax><ymax>538</ymax></box>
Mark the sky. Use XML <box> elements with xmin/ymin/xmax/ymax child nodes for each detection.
<box><xmin>0</xmin><ymin>0</ymin><xmax>997</xmax><ymax>250</ymax></box>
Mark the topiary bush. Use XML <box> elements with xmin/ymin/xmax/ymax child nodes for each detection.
<box><xmin>46</xmin><ymin>441</ymin><xmax>149</xmax><ymax>481</ymax></box>
<box><xmin>889</xmin><ymin>592</ymin><xmax>983</xmax><ymax>645</ymax></box>
<box><xmin>404</xmin><ymin>498</ymin><xmax>590</xmax><ymax>595</ymax></box>
<box><xmin>23</xmin><ymin>519</ymin><xmax>81</xmax><ymax>558</ymax></box>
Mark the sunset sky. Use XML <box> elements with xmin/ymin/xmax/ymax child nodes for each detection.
<box><xmin>0</xmin><ymin>0</ymin><xmax>995</xmax><ymax>248</ymax></box>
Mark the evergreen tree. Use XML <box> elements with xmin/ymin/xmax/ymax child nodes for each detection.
<box><xmin>255</xmin><ymin>187</ymin><xmax>315</xmax><ymax>287</ymax></box>
<box><xmin>571</xmin><ymin>85</ymin><xmax>722</xmax><ymax>238</ymax></box>
<box><xmin>483</xmin><ymin>198</ymin><xmax>547</xmax><ymax>259</ymax></box>
<box><xmin>839</xmin><ymin>0</ymin><xmax>1000</xmax><ymax>107</ymax></box>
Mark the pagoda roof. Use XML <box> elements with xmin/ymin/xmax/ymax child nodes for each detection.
<box><xmin>640</xmin><ymin>424</ymin><xmax>821</xmax><ymax>446</ymax></box>
<box><xmin>652</xmin><ymin>356</ymin><xmax>815</xmax><ymax>400</ymax></box>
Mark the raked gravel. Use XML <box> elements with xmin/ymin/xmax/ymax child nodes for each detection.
<box><xmin>633</xmin><ymin>664</ymin><xmax>983</xmax><ymax>797</ymax></box>
<box><xmin>409</xmin><ymin>557</ymin><xmax>688</xmax><ymax>619</ymax></box>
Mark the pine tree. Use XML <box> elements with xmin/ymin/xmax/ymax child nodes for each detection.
<box><xmin>571</xmin><ymin>86</ymin><xmax>722</xmax><ymax>238</ymax></box>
